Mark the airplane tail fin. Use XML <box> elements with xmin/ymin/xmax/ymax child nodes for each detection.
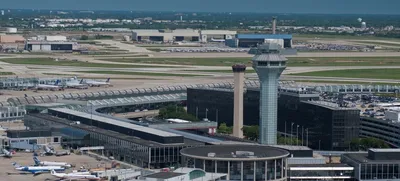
<box><xmin>12</xmin><ymin>162</ymin><xmax>21</xmax><ymax>168</ymax></box>
<box><xmin>80</xmin><ymin>79</ymin><xmax>84</xmax><ymax>84</ymax></box>
<box><xmin>106</xmin><ymin>78</ymin><xmax>110</xmax><ymax>83</ymax></box>
<box><xmin>33</xmin><ymin>156</ymin><xmax>40</xmax><ymax>165</ymax></box>
<box><xmin>50</xmin><ymin>169</ymin><xmax>56</xmax><ymax>175</ymax></box>
<box><xmin>54</xmin><ymin>80</ymin><xmax>60</xmax><ymax>86</ymax></box>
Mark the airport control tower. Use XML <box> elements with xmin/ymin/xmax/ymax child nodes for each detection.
<box><xmin>251</xmin><ymin>43</ymin><xmax>287</xmax><ymax>145</ymax></box>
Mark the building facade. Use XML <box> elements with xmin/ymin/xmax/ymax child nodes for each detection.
<box><xmin>360</xmin><ymin>116</ymin><xmax>400</xmax><ymax>148</ymax></box>
<box><xmin>24</xmin><ymin>112</ymin><xmax>204</xmax><ymax>168</ymax></box>
<box><xmin>187</xmin><ymin>88</ymin><xmax>360</xmax><ymax>150</ymax></box>
<box><xmin>181</xmin><ymin>145</ymin><xmax>289</xmax><ymax>181</ymax></box>
<box><xmin>342</xmin><ymin>149</ymin><xmax>400</xmax><ymax>181</ymax></box>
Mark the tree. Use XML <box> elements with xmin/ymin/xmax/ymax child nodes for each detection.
<box><xmin>243</xmin><ymin>125</ymin><xmax>259</xmax><ymax>141</ymax></box>
<box><xmin>277</xmin><ymin>135</ymin><xmax>301</xmax><ymax>145</ymax></box>
<box><xmin>158</xmin><ymin>104</ymin><xmax>199</xmax><ymax>122</ymax></box>
<box><xmin>80</xmin><ymin>35</ymin><xmax>89</xmax><ymax>40</ymax></box>
<box><xmin>218</xmin><ymin>123</ymin><xmax>232</xmax><ymax>134</ymax></box>
<box><xmin>350</xmin><ymin>137</ymin><xmax>389</xmax><ymax>151</ymax></box>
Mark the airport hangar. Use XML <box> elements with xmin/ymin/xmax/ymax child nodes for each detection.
<box><xmin>131</xmin><ymin>29</ymin><xmax>236</xmax><ymax>42</ymax></box>
<box><xmin>225</xmin><ymin>34</ymin><xmax>293</xmax><ymax>48</ymax></box>
<box><xmin>25</xmin><ymin>41</ymin><xmax>75</xmax><ymax>52</ymax></box>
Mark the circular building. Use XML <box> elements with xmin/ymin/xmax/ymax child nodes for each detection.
<box><xmin>181</xmin><ymin>145</ymin><xmax>289</xmax><ymax>181</ymax></box>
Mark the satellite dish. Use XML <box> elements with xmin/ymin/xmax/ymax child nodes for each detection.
<box><xmin>357</xmin><ymin>18</ymin><xmax>362</xmax><ymax>22</ymax></box>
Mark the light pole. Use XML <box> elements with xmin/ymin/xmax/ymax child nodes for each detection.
<box><xmin>196</xmin><ymin>106</ymin><xmax>198</xmax><ymax>119</ymax></box>
<box><xmin>216</xmin><ymin>109</ymin><xmax>219</xmax><ymax>124</ymax></box>
<box><xmin>319</xmin><ymin>140</ymin><xmax>321</xmax><ymax>150</ymax></box>
<box><xmin>301</xmin><ymin>126</ymin><xmax>304</xmax><ymax>146</ymax></box>
<box><xmin>291</xmin><ymin>122</ymin><xmax>294</xmax><ymax>145</ymax></box>
<box><xmin>306</xmin><ymin>128</ymin><xmax>309</xmax><ymax>147</ymax></box>
<box><xmin>205</xmin><ymin>108</ymin><xmax>208</xmax><ymax>120</ymax></box>
<box><xmin>284</xmin><ymin>121</ymin><xmax>287</xmax><ymax>145</ymax></box>
<box><xmin>296</xmin><ymin>125</ymin><xmax>299</xmax><ymax>146</ymax></box>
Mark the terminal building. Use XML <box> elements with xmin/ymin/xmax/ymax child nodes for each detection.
<box><xmin>24</xmin><ymin>108</ymin><xmax>205</xmax><ymax>168</ymax></box>
<box><xmin>180</xmin><ymin>145</ymin><xmax>289</xmax><ymax>181</ymax></box>
<box><xmin>342</xmin><ymin>149</ymin><xmax>400</xmax><ymax>181</ymax></box>
<box><xmin>187</xmin><ymin>87</ymin><xmax>360</xmax><ymax>150</ymax></box>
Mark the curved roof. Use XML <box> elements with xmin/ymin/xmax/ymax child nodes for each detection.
<box><xmin>181</xmin><ymin>145</ymin><xmax>289</xmax><ymax>161</ymax></box>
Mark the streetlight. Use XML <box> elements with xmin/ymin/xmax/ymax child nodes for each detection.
<box><xmin>319</xmin><ymin>140</ymin><xmax>321</xmax><ymax>150</ymax></box>
<box><xmin>291</xmin><ymin>122</ymin><xmax>294</xmax><ymax>145</ymax></box>
<box><xmin>215</xmin><ymin>109</ymin><xmax>219</xmax><ymax>124</ymax></box>
<box><xmin>205</xmin><ymin>108</ymin><xmax>208</xmax><ymax>120</ymax></box>
<box><xmin>296</xmin><ymin>125</ymin><xmax>299</xmax><ymax>146</ymax></box>
<box><xmin>284</xmin><ymin>121</ymin><xmax>287</xmax><ymax>145</ymax></box>
<box><xmin>306</xmin><ymin>128</ymin><xmax>309</xmax><ymax>147</ymax></box>
<box><xmin>301</xmin><ymin>126</ymin><xmax>304</xmax><ymax>146</ymax></box>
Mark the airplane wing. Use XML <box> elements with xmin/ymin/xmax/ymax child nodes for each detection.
<box><xmin>0</xmin><ymin>154</ymin><xmax>4</xmax><ymax>157</ymax></box>
<box><xmin>32</xmin><ymin>171</ymin><xmax>46</xmax><ymax>176</ymax></box>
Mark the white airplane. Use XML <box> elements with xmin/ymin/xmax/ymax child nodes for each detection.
<box><xmin>36</xmin><ymin>80</ymin><xmax>61</xmax><ymax>90</ymax></box>
<box><xmin>0</xmin><ymin>149</ymin><xmax>13</xmax><ymax>158</ymax></box>
<box><xmin>42</xmin><ymin>145</ymin><xmax>56</xmax><ymax>155</ymax></box>
<box><xmin>12</xmin><ymin>162</ymin><xmax>65</xmax><ymax>175</ymax></box>
<box><xmin>34</xmin><ymin>156</ymin><xmax>72</xmax><ymax>168</ymax></box>
<box><xmin>50</xmin><ymin>169</ymin><xmax>101</xmax><ymax>180</ymax></box>
<box><xmin>65</xmin><ymin>79</ymin><xmax>88</xmax><ymax>89</ymax></box>
<box><xmin>210</xmin><ymin>38</ymin><xmax>226</xmax><ymax>42</ymax></box>
<box><xmin>85</xmin><ymin>78</ymin><xmax>110</xmax><ymax>87</ymax></box>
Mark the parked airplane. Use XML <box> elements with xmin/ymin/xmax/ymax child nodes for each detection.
<box><xmin>12</xmin><ymin>162</ymin><xmax>65</xmax><ymax>175</ymax></box>
<box><xmin>65</xmin><ymin>79</ymin><xmax>88</xmax><ymax>89</ymax></box>
<box><xmin>55</xmin><ymin>150</ymin><xmax>71</xmax><ymax>157</ymax></box>
<box><xmin>50</xmin><ymin>170</ymin><xmax>101</xmax><ymax>180</ymax></box>
<box><xmin>210</xmin><ymin>38</ymin><xmax>226</xmax><ymax>42</ymax></box>
<box><xmin>85</xmin><ymin>78</ymin><xmax>110</xmax><ymax>87</ymax></box>
<box><xmin>0</xmin><ymin>149</ymin><xmax>13</xmax><ymax>158</ymax></box>
<box><xmin>36</xmin><ymin>80</ymin><xmax>61</xmax><ymax>91</ymax></box>
<box><xmin>42</xmin><ymin>145</ymin><xmax>56</xmax><ymax>155</ymax></box>
<box><xmin>34</xmin><ymin>156</ymin><xmax>72</xmax><ymax>168</ymax></box>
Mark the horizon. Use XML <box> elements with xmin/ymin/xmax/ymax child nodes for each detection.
<box><xmin>1</xmin><ymin>0</ymin><xmax>400</xmax><ymax>15</ymax></box>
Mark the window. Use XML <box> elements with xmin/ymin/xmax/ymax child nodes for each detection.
<box><xmin>53</xmin><ymin>137</ymin><xmax>59</xmax><ymax>143</ymax></box>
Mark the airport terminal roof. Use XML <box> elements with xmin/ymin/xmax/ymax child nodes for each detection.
<box><xmin>29</xmin><ymin>113</ymin><xmax>202</xmax><ymax>147</ymax></box>
<box><xmin>181</xmin><ymin>145</ymin><xmax>289</xmax><ymax>161</ymax></box>
<box><xmin>49</xmin><ymin>108</ymin><xmax>179</xmax><ymax>137</ymax></box>
<box><xmin>236</xmin><ymin>34</ymin><xmax>292</xmax><ymax>39</ymax></box>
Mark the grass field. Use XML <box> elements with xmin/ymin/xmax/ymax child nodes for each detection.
<box><xmin>0</xmin><ymin>72</ymin><xmax>15</xmax><ymax>75</ymax></box>
<box><xmin>294</xmin><ymin>80</ymin><xmax>400</xmax><ymax>85</ymax></box>
<box><xmin>350</xmin><ymin>40</ymin><xmax>400</xmax><ymax>47</ymax></box>
<box><xmin>75</xmin><ymin>70</ymin><xmax>204</xmax><ymax>77</ymax></box>
<box><xmin>98</xmin><ymin>56</ymin><xmax>400</xmax><ymax>67</ymax></box>
<box><xmin>294</xmin><ymin>34</ymin><xmax>400</xmax><ymax>41</ymax></box>
<box><xmin>184</xmin><ymin>69</ymin><xmax>257</xmax><ymax>73</ymax></box>
<box><xmin>291</xmin><ymin>69</ymin><xmax>400</xmax><ymax>79</ymax></box>
<box><xmin>0</xmin><ymin>58</ymin><xmax>174</xmax><ymax>68</ymax></box>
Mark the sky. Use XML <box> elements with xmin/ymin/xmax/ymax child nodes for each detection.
<box><xmin>2</xmin><ymin>0</ymin><xmax>400</xmax><ymax>14</ymax></box>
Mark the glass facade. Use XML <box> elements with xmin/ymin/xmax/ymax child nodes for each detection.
<box><xmin>360</xmin><ymin>163</ymin><xmax>400</xmax><ymax>180</ymax></box>
<box><xmin>182</xmin><ymin>156</ymin><xmax>287</xmax><ymax>181</ymax></box>
<box><xmin>24</xmin><ymin>114</ymin><xmax>202</xmax><ymax>168</ymax></box>
<box><xmin>187</xmin><ymin>87</ymin><xmax>359</xmax><ymax>150</ymax></box>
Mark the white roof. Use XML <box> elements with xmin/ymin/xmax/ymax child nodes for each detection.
<box><xmin>166</xmin><ymin>118</ymin><xmax>190</xmax><ymax>123</ymax></box>
<box><xmin>50</xmin><ymin>108</ymin><xmax>179</xmax><ymax>137</ymax></box>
